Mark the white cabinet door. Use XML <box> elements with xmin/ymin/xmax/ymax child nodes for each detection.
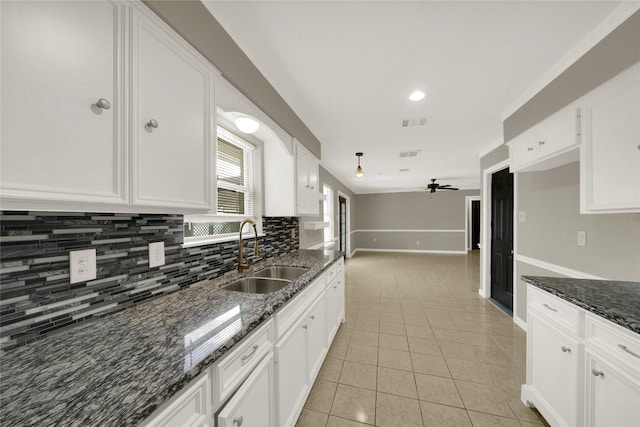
<box><xmin>585</xmin><ymin>351</ymin><xmax>640</xmax><ymax>427</ymax></box>
<box><xmin>275</xmin><ymin>316</ymin><xmax>309</xmax><ymax>427</ymax></box>
<box><xmin>144</xmin><ymin>373</ymin><xmax>210</xmax><ymax>427</ymax></box>
<box><xmin>306</xmin><ymin>293</ymin><xmax>327</xmax><ymax>383</ymax></box>
<box><xmin>131</xmin><ymin>7</ymin><xmax>213</xmax><ymax>212</ymax></box>
<box><xmin>295</xmin><ymin>141</ymin><xmax>320</xmax><ymax>216</ymax></box>
<box><xmin>326</xmin><ymin>274</ymin><xmax>345</xmax><ymax>345</ymax></box>
<box><xmin>528</xmin><ymin>312</ymin><xmax>581</xmax><ymax>427</ymax></box>
<box><xmin>1</xmin><ymin>0</ymin><xmax>127</xmax><ymax>208</ymax></box>
<box><xmin>581</xmin><ymin>63</ymin><xmax>640</xmax><ymax>213</ymax></box>
<box><xmin>217</xmin><ymin>353</ymin><xmax>275</xmax><ymax>427</ymax></box>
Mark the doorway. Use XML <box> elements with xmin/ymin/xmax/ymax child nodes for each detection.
<box><xmin>471</xmin><ymin>200</ymin><xmax>480</xmax><ymax>250</ymax></box>
<box><xmin>338</xmin><ymin>196</ymin><xmax>347</xmax><ymax>254</ymax></box>
<box><xmin>490</xmin><ymin>167</ymin><xmax>514</xmax><ymax>312</ymax></box>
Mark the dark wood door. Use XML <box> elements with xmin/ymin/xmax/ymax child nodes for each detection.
<box><xmin>491</xmin><ymin>168</ymin><xmax>514</xmax><ymax>311</ymax></box>
<box><xmin>471</xmin><ymin>200</ymin><xmax>480</xmax><ymax>250</ymax></box>
<box><xmin>339</xmin><ymin>196</ymin><xmax>347</xmax><ymax>254</ymax></box>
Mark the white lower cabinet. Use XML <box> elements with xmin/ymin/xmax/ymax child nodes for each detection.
<box><xmin>275</xmin><ymin>313</ymin><xmax>311</xmax><ymax>427</ymax></box>
<box><xmin>326</xmin><ymin>260</ymin><xmax>345</xmax><ymax>345</ymax></box>
<box><xmin>217</xmin><ymin>353</ymin><xmax>275</xmax><ymax>427</ymax></box>
<box><xmin>585</xmin><ymin>350</ymin><xmax>640</xmax><ymax>427</ymax></box>
<box><xmin>143</xmin><ymin>373</ymin><xmax>210</xmax><ymax>427</ymax></box>
<box><xmin>526</xmin><ymin>312</ymin><xmax>581</xmax><ymax>427</ymax></box>
<box><xmin>523</xmin><ymin>286</ymin><xmax>640</xmax><ymax>427</ymax></box>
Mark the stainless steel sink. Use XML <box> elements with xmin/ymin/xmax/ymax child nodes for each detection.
<box><xmin>222</xmin><ymin>277</ymin><xmax>291</xmax><ymax>294</ymax></box>
<box><xmin>252</xmin><ymin>266</ymin><xmax>309</xmax><ymax>281</ymax></box>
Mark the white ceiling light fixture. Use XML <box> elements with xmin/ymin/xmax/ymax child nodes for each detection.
<box><xmin>234</xmin><ymin>117</ymin><xmax>260</xmax><ymax>134</ymax></box>
<box><xmin>409</xmin><ymin>90</ymin><xmax>426</xmax><ymax>101</ymax></box>
<box><xmin>355</xmin><ymin>152</ymin><xmax>364</xmax><ymax>178</ymax></box>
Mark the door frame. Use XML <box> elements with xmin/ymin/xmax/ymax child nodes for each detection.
<box><xmin>337</xmin><ymin>191</ymin><xmax>351</xmax><ymax>258</ymax></box>
<box><xmin>465</xmin><ymin>195</ymin><xmax>481</xmax><ymax>251</ymax></box>
<box><xmin>480</xmin><ymin>159</ymin><xmax>522</xmax><ymax>328</ymax></box>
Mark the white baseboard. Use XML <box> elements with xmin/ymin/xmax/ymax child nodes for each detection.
<box><xmin>514</xmin><ymin>315</ymin><xmax>527</xmax><ymax>331</ymax></box>
<box><xmin>516</xmin><ymin>254</ymin><xmax>607</xmax><ymax>280</ymax></box>
<box><xmin>353</xmin><ymin>248</ymin><xmax>467</xmax><ymax>255</ymax></box>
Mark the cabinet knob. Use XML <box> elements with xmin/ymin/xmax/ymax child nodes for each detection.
<box><xmin>302</xmin><ymin>324</ymin><xmax>308</xmax><ymax>330</ymax></box>
<box><xmin>538</xmin><ymin>140</ymin><xmax>545</xmax><ymax>145</ymax></box>
<box><xmin>591</xmin><ymin>368</ymin><xmax>604</xmax><ymax>378</ymax></box>
<box><xmin>561</xmin><ymin>346</ymin><xmax>571</xmax><ymax>353</ymax></box>
<box><xmin>233</xmin><ymin>416</ymin><xmax>244</xmax><ymax>426</ymax></box>
<box><xmin>527</xmin><ymin>147</ymin><xmax>534</xmax><ymax>152</ymax></box>
<box><xmin>310</xmin><ymin>315</ymin><xmax>315</xmax><ymax>320</ymax></box>
<box><xmin>146</xmin><ymin>119</ymin><xmax>159</xmax><ymax>129</ymax></box>
<box><xmin>96</xmin><ymin>98</ymin><xmax>111</xmax><ymax>110</ymax></box>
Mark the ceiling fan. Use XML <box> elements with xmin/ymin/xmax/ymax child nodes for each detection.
<box><xmin>425</xmin><ymin>179</ymin><xmax>459</xmax><ymax>193</ymax></box>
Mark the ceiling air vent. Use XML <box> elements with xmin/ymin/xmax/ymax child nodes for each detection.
<box><xmin>401</xmin><ymin>117</ymin><xmax>427</xmax><ymax>127</ymax></box>
<box><xmin>398</xmin><ymin>150</ymin><xmax>421</xmax><ymax>158</ymax></box>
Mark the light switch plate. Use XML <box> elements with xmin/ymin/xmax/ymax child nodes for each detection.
<box><xmin>70</xmin><ymin>249</ymin><xmax>97</xmax><ymax>284</ymax></box>
<box><xmin>149</xmin><ymin>241</ymin><xmax>165</xmax><ymax>268</ymax></box>
<box><xmin>577</xmin><ymin>231</ymin><xmax>587</xmax><ymax>247</ymax></box>
<box><xmin>518</xmin><ymin>211</ymin><xmax>526</xmax><ymax>223</ymax></box>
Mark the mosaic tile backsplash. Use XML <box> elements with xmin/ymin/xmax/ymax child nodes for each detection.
<box><xmin>0</xmin><ymin>212</ymin><xmax>298</xmax><ymax>350</ymax></box>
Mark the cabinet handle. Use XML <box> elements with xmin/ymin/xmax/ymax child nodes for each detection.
<box><xmin>618</xmin><ymin>344</ymin><xmax>640</xmax><ymax>359</ymax></box>
<box><xmin>527</xmin><ymin>147</ymin><xmax>534</xmax><ymax>152</ymax></box>
<box><xmin>542</xmin><ymin>303</ymin><xmax>557</xmax><ymax>312</ymax></box>
<box><xmin>233</xmin><ymin>416</ymin><xmax>243</xmax><ymax>426</ymax></box>
<box><xmin>96</xmin><ymin>98</ymin><xmax>111</xmax><ymax>110</ymax></box>
<box><xmin>302</xmin><ymin>324</ymin><xmax>308</xmax><ymax>330</ymax></box>
<box><xmin>538</xmin><ymin>140</ymin><xmax>545</xmax><ymax>145</ymax></box>
<box><xmin>146</xmin><ymin>119</ymin><xmax>159</xmax><ymax>129</ymax></box>
<box><xmin>561</xmin><ymin>346</ymin><xmax>571</xmax><ymax>353</ymax></box>
<box><xmin>591</xmin><ymin>368</ymin><xmax>604</xmax><ymax>378</ymax></box>
<box><xmin>240</xmin><ymin>345</ymin><xmax>259</xmax><ymax>362</ymax></box>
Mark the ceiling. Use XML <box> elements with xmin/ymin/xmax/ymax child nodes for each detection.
<box><xmin>204</xmin><ymin>1</ymin><xmax>630</xmax><ymax>194</ymax></box>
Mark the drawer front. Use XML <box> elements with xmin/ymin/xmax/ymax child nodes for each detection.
<box><xmin>213</xmin><ymin>319</ymin><xmax>274</xmax><ymax>407</ymax></box>
<box><xmin>276</xmin><ymin>274</ymin><xmax>325</xmax><ymax>338</ymax></box>
<box><xmin>528</xmin><ymin>286</ymin><xmax>582</xmax><ymax>336</ymax></box>
<box><xmin>585</xmin><ymin>313</ymin><xmax>640</xmax><ymax>374</ymax></box>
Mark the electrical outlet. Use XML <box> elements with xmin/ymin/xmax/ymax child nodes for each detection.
<box><xmin>70</xmin><ymin>249</ymin><xmax>97</xmax><ymax>284</ymax></box>
<box><xmin>291</xmin><ymin>229</ymin><xmax>296</xmax><ymax>240</ymax></box>
<box><xmin>577</xmin><ymin>231</ymin><xmax>587</xmax><ymax>247</ymax></box>
<box><xmin>149</xmin><ymin>242</ymin><xmax>165</xmax><ymax>268</ymax></box>
<box><xmin>518</xmin><ymin>211</ymin><xmax>526</xmax><ymax>223</ymax></box>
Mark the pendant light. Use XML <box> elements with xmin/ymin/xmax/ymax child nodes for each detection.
<box><xmin>355</xmin><ymin>152</ymin><xmax>364</xmax><ymax>178</ymax></box>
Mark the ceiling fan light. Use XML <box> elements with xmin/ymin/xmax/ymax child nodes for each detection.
<box><xmin>234</xmin><ymin>117</ymin><xmax>260</xmax><ymax>134</ymax></box>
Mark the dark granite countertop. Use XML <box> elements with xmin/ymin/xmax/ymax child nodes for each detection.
<box><xmin>522</xmin><ymin>276</ymin><xmax>640</xmax><ymax>335</ymax></box>
<box><xmin>0</xmin><ymin>249</ymin><xmax>342</xmax><ymax>427</ymax></box>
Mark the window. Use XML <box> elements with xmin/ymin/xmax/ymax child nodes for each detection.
<box><xmin>323</xmin><ymin>184</ymin><xmax>334</xmax><ymax>245</ymax></box>
<box><xmin>183</xmin><ymin>126</ymin><xmax>261</xmax><ymax>245</ymax></box>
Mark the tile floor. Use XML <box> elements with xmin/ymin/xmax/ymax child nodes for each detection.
<box><xmin>296</xmin><ymin>251</ymin><xmax>549</xmax><ymax>427</ymax></box>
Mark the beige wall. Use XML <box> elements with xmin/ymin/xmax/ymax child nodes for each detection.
<box><xmin>504</xmin><ymin>10</ymin><xmax>640</xmax><ymax>142</ymax></box>
<box><xmin>142</xmin><ymin>0</ymin><xmax>322</xmax><ymax>158</ymax></box>
<box><xmin>299</xmin><ymin>166</ymin><xmax>356</xmax><ymax>251</ymax></box>
<box><xmin>354</xmin><ymin>190</ymin><xmax>479</xmax><ymax>253</ymax></box>
<box><xmin>517</xmin><ymin>162</ymin><xmax>640</xmax><ymax>280</ymax></box>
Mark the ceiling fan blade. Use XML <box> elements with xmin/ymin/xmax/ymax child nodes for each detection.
<box><xmin>439</xmin><ymin>185</ymin><xmax>452</xmax><ymax>188</ymax></box>
<box><xmin>439</xmin><ymin>187</ymin><xmax>459</xmax><ymax>190</ymax></box>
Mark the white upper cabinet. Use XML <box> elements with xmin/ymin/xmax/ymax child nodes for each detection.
<box><xmin>295</xmin><ymin>139</ymin><xmax>320</xmax><ymax>216</ymax></box>
<box><xmin>130</xmin><ymin>6</ymin><xmax>213</xmax><ymax>211</ymax></box>
<box><xmin>1</xmin><ymin>0</ymin><xmax>214</xmax><ymax>214</ymax></box>
<box><xmin>0</xmin><ymin>0</ymin><xmax>127</xmax><ymax>209</ymax></box>
<box><xmin>508</xmin><ymin>106</ymin><xmax>581</xmax><ymax>173</ymax></box>
<box><xmin>580</xmin><ymin>63</ymin><xmax>640</xmax><ymax>214</ymax></box>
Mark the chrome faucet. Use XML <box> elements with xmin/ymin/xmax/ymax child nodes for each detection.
<box><xmin>238</xmin><ymin>219</ymin><xmax>261</xmax><ymax>273</ymax></box>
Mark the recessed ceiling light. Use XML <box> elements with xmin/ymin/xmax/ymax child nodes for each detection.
<box><xmin>409</xmin><ymin>91</ymin><xmax>426</xmax><ymax>101</ymax></box>
<box><xmin>234</xmin><ymin>117</ymin><xmax>259</xmax><ymax>134</ymax></box>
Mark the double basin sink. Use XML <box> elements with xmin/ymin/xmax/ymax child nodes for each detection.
<box><xmin>222</xmin><ymin>266</ymin><xmax>309</xmax><ymax>294</ymax></box>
